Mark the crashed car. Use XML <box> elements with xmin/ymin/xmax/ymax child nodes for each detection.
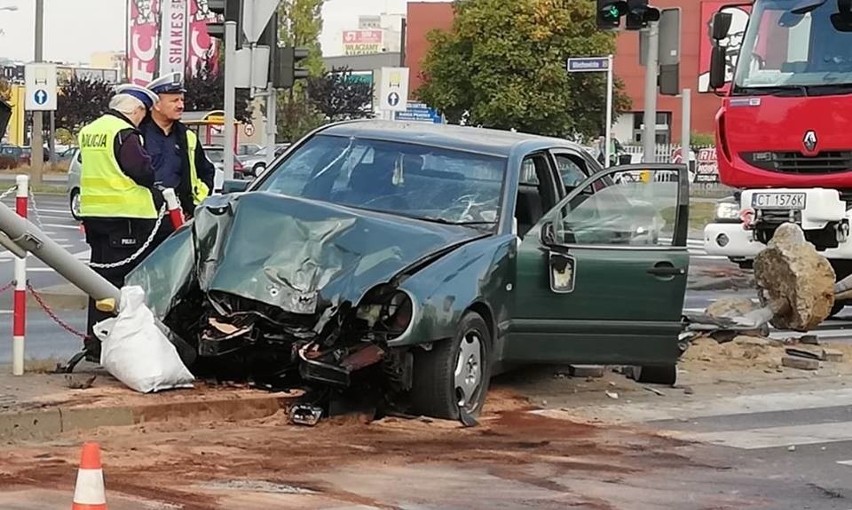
<box><xmin>126</xmin><ymin>120</ymin><xmax>690</xmax><ymax>420</ymax></box>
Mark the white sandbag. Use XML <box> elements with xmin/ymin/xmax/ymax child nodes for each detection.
<box><xmin>94</xmin><ymin>285</ymin><xmax>195</xmax><ymax>393</ymax></box>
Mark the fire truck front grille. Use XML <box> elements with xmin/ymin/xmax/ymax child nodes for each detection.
<box><xmin>741</xmin><ymin>151</ymin><xmax>852</xmax><ymax>174</ymax></box>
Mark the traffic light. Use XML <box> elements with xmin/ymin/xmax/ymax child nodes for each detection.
<box><xmin>206</xmin><ymin>0</ymin><xmax>242</xmax><ymax>46</ymax></box>
<box><xmin>625</xmin><ymin>0</ymin><xmax>660</xmax><ymax>30</ymax></box>
<box><xmin>596</xmin><ymin>0</ymin><xmax>660</xmax><ymax>31</ymax></box>
<box><xmin>597</xmin><ymin>0</ymin><xmax>627</xmax><ymax>30</ymax></box>
<box><xmin>273</xmin><ymin>46</ymin><xmax>310</xmax><ymax>89</ymax></box>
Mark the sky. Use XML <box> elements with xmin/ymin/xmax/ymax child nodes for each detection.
<box><xmin>0</xmin><ymin>0</ymin><xmax>449</xmax><ymax>64</ymax></box>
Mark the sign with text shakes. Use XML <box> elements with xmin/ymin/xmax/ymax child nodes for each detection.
<box><xmin>394</xmin><ymin>101</ymin><xmax>443</xmax><ymax>123</ymax></box>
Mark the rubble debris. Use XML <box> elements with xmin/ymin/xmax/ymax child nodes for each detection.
<box><xmin>570</xmin><ymin>365</ymin><xmax>605</xmax><ymax>378</ymax></box>
<box><xmin>800</xmin><ymin>335</ymin><xmax>820</xmax><ymax>346</ymax></box>
<box><xmin>781</xmin><ymin>356</ymin><xmax>820</xmax><ymax>371</ymax></box>
<box><xmin>605</xmin><ymin>391</ymin><xmax>619</xmax><ymax>399</ymax></box>
<box><xmin>643</xmin><ymin>386</ymin><xmax>665</xmax><ymax>396</ymax></box>
<box><xmin>288</xmin><ymin>404</ymin><xmax>324</xmax><ymax>426</ymax></box>
<box><xmin>753</xmin><ymin>223</ymin><xmax>836</xmax><ymax>331</ymax></box>
<box><xmin>823</xmin><ymin>349</ymin><xmax>844</xmax><ymax>362</ymax></box>
<box><xmin>65</xmin><ymin>374</ymin><xmax>97</xmax><ymax>390</ymax></box>
<box><xmin>785</xmin><ymin>347</ymin><xmax>823</xmax><ymax>361</ymax></box>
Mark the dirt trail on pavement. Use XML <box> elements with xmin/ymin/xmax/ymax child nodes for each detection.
<box><xmin>0</xmin><ymin>389</ymin><xmax>708</xmax><ymax>509</ymax></box>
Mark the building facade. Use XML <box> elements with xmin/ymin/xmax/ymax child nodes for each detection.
<box><xmin>404</xmin><ymin>1</ymin><xmax>735</xmax><ymax>144</ymax></box>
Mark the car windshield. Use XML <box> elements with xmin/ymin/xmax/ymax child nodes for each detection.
<box><xmin>734</xmin><ymin>0</ymin><xmax>852</xmax><ymax>91</ymax></box>
<box><xmin>253</xmin><ymin>134</ymin><xmax>506</xmax><ymax>226</ymax></box>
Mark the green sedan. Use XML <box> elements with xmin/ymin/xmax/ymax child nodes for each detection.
<box><xmin>126</xmin><ymin>119</ymin><xmax>690</xmax><ymax>421</ymax></box>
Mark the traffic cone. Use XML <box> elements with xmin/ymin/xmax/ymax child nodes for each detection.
<box><xmin>71</xmin><ymin>442</ymin><xmax>107</xmax><ymax>509</ymax></box>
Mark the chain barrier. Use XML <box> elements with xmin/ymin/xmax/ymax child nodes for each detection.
<box><xmin>0</xmin><ymin>281</ymin><xmax>13</xmax><ymax>294</ymax></box>
<box><xmin>88</xmin><ymin>203</ymin><xmax>168</xmax><ymax>269</ymax></box>
<box><xmin>0</xmin><ymin>184</ymin><xmax>18</xmax><ymax>201</ymax></box>
<box><xmin>26</xmin><ymin>282</ymin><xmax>88</xmax><ymax>339</ymax></box>
<box><xmin>26</xmin><ymin>190</ymin><xmax>45</xmax><ymax>230</ymax></box>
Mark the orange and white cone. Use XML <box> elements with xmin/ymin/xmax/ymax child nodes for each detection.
<box><xmin>71</xmin><ymin>442</ymin><xmax>107</xmax><ymax>509</ymax></box>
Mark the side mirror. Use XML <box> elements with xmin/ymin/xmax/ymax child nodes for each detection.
<box><xmin>548</xmin><ymin>252</ymin><xmax>576</xmax><ymax>294</ymax></box>
<box><xmin>709</xmin><ymin>45</ymin><xmax>728</xmax><ymax>89</ymax></box>
<box><xmin>221</xmin><ymin>179</ymin><xmax>250</xmax><ymax>194</ymax></box>
<box><xmin>541</xmin><ymin>221</ymin><xmax>557</xmax><ymax>246</ymax></box>
<box><xmin>711</xmin><ymin>11</ymin><xmax>732</xmax><ymax>40</ymax></box>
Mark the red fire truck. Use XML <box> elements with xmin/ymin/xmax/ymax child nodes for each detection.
<box><xmin>703</xmin><ymin>0</ymin><xmax>852</xmax><ymax>315</ymax></box>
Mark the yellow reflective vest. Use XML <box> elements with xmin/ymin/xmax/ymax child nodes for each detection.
<box><xmin>78</xmin><ymin>114</ymin><xmax>157</xmax><ymax>219</ymax></box>
<box><xmin>185</xmin><ymin>129</ymin><xmax>210</xmax><ymax>205</ymax></box>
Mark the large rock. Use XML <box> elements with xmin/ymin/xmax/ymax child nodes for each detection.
<box><xmin>753</xmin><ymin>223</ymin><xmax>836</xmax><ymax>331</ymax></box>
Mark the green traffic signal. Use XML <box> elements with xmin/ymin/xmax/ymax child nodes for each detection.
<box><xmin>604</xmin><ymin>5</ymin><xmax>620</xmax><ymax>19</ymax></box>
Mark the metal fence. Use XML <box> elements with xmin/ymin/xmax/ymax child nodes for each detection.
<box><xmin>620</xmin><ymin>143</ymin><xmax>733</xmax><ymax>199</ymax></box>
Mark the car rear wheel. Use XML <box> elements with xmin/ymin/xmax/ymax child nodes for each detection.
<box><xmin>410</xmin><ymin>311</ymin><xmax>491</xmax><ymax>420</ymax></box>
<box><xmin>69</xmin><ymin>188</ymin><xmax>81</xmax><ymax>221</ymax></box>
<box><xmin>252</xmin><ymin>163</ymin><xmax>265</xmax><ymax>177</ymax></box>
<box><xmin>629</xmin><ymin>364</ymin><xmax>677</xmax><ymax>386</ymax></box>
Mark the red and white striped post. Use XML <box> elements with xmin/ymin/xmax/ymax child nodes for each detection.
<box><xmin>12</xmin><ymin>174</ymin><xmax>27</xmax><ymax>375</ymax></box>
<box><xmin>162</xmin><ymin>188</ymin><xmax>184</xmax><ymax>229</ymax></box>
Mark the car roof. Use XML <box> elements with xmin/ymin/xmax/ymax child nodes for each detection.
<box><xmin>317</xmin><ymin>119</ymin><xmax>584</xmax><ymax>158</ymax></box>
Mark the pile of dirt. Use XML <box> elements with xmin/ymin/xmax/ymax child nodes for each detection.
<box><xmin>681</xmin><ymin>335</ymin><xmax>852</xmax><ymax>374</ymax></box>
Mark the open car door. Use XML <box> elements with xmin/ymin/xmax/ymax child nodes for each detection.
<box><xmin>505</xmin><ymin>163</ymin><xmax>689</xmax><ymax>367</ymax></box>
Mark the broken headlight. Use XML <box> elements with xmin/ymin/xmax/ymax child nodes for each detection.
<box><xmin>356</xmin><ymin>288</ymin><xmax>414</xmax><ymax>340</ymax></box>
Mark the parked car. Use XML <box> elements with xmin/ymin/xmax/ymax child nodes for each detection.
<box><xmin>236</xmin><ymin>143</ymin><xmax>291</xmax><ymax>178</ymax></box>
<box><xmin>126</xmin><ymin>120</ymin><xmax>690</xmax><ymax>421</ymax></box>
<box><xmin>203</xmin><ymin>145</ymin><xmax>246</xmax><ymax>188</ymax></box>
<box><xmin>66</xmin><ymin>148</ymin><xmax>82</xmax><ymax>219</ymax></box>
<box><xmin>0</xmin><ymin>144</ymin><xmax>23</xmax><ymax>169</ymax></box>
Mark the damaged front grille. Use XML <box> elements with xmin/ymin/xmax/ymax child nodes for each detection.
<box><xmin>742</xmin><ymin>151</ymin><xmax>852</xmax><ymax>174</ymax></box>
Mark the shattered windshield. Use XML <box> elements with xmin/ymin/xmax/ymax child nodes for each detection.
<box><xmin>734</xmin><ymin>0</ymin><xmax>852</xmax><ymax>91</ymax></box>
<box><xmin>253</xmin><ymin>134</ymin><xmax>506</xmax><ymax>226</ymax></box>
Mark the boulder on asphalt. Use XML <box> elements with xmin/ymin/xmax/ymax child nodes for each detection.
<box><xmin>753</xmin><ymin>223</ymin><xmax>836</xmax><ymax>332</ymax></box>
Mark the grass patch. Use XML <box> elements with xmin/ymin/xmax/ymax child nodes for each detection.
<box><xmin>689</xmin><ymin>202</ymin><xmax>717</xmax><ymax>231</ymax></box>
<box><xmin>30</xmin><ymin>184</ymin><xmax>66</xmax><ymax>194</ymax></box>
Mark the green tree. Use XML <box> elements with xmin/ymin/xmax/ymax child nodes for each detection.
<box><xmin>56</xmin><ymin>76</ymin><xmax>114</xmax><ymax>133</ymax></box>
<box><xmin>184</xmin><ymin>54</ymin><xmax>253</xmax><ymax>123</ymax></box>
<box><xmin>416</xmin><ymin>0</ymin><xmax>631</xmax><ymax>139</ymax></box>
<box><xmin>307</xmin><ymin>66</ymin><xmax>374</xmax><ymax>121</ymax></box>
<box><xmin>0</xmin><ymin>77</ymin><xmax>11</xmax><ymax>102</ymax></box>
<box><xmin>276</xmin><ymin>0</ymin><xmax>326</xmax><ymax>142</ymax></box>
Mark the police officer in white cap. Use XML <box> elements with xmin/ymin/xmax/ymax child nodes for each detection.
<box><xmin>76</xmin><ymin>83</ymin><xmax>163</xmax><ymax>363</ymax></box>
<box><xmin>141</xmin><ymin>72</ymin><xmax>215</xmax><ymax>222</ymax></box>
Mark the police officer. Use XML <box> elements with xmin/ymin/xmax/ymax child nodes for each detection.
<box><xmin>77</xmin><ymin>83</ymin><xmax>162</xmax><ymax>362</ymax></box>
<box><xmin>141</xmin><ymin>72</ymin><xmax>215</xmax><ymax>222</ymax></box>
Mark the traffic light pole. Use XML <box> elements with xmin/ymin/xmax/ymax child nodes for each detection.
<box><xmin>223</xmin><ymin>20</ymin><xmax>237</xmax><ymax>181</ymax></box>
<box><xmin>641</xmin><ymin>20</ymin><xmax>659</xmax><ymax>164</ymax></box>
<box><xmin>605</xmin><ymin>54</ymin><xmax>614</xmax><ymax>168</ymax></box>
<box><xmin>266</xmin><ymin>82</ymin><xmax>277</xmax><ymax>168</ymax></box>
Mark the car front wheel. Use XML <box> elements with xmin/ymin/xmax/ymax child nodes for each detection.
<box><xmin>410</xmin><ymin>311</ymin><xmax>492</xmax><ymax>420</ymax></box>
<box><xmin>69</xmin><ymin>188</ymin><xmax>81</xmax><ymax>221</ymax></box>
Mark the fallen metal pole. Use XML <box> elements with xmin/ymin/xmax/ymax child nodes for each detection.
<box><xmin>0</xmin><ymin>200</ymin><xmax>120</xmax><ymax>311</ymax></box>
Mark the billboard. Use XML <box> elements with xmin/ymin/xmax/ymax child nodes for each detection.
<box><xmin>127</xmin><ymin>0</ymin><xmax>219</xmax><ymax>86</ymax></box>
<box><xmin>159</xmin><ymin>0</ymin><xmax>188</xmax><ymax>76</ymax></box>
<box><xmin>697</xmin><ymin>1</ymin><xmax>752</xmax><ymax>93</ymax></box>
<box><xmin>343</xmin><ymin>30</ymin><xmax>384</xmax><ymax>56</ymax></box>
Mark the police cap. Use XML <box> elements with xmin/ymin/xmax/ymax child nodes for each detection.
<box><xmin>113</xmin><ymin>83</ymin><xmax>160</xmax><ymax>110</ymax></box>
<box><xmin>147</xmin><ymin>72</ymin><xmax>186</xmax><ymax>95</ymax></box>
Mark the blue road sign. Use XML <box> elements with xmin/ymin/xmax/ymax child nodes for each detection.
<box><xmin>394</xmin><ymin>101</ymin><xmax>443</xmax><ymax>124</ymax></box>
<box><xmin>388</xmin><ymin>92</ymin><xmax>400</xmax><ymax>107</ymax></box>
<box><xmin>33</xmin><ymin>89</ymin><xmax>48</xmax><ymax>105</ymax></box>
<box><xmin>566</xmin><ymin>57</ymin><xmax>610</xmax><ymax>73</ymax></box>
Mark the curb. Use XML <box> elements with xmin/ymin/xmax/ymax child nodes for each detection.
<box><xmin>0</xmin><ymin>393</ymin><xmax>296</xmax><ymax>441</ymax></box>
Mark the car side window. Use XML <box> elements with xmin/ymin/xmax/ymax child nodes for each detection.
<box><xmin>552</xmin><ymin>153</ymin><xmax>588</xmax><ymax>188</ymax></box>
<box><xmin>548</xmin><ymin>168</ymin><xmax>680</xmax><ymax>247</ymax></box>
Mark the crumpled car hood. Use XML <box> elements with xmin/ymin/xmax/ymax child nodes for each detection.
<box><xmin>127</xmin><ymin>192</ymin><xmax>483</xmax><ymax>322</ymax></box>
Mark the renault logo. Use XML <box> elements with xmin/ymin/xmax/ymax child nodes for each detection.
<box><xmin>803</xmin><ymin>130</ymin><xmax>818</xmax><ymax>152</ymax></box>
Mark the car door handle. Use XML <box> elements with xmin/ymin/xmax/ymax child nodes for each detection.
<box><xmin>647</xmin><ymin>264</ymin><xmax>685</xmax><ymax>277</ymax></box>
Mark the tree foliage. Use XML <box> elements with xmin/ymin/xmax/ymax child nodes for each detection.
<box><xmin>56</xmin><ymin>76</ymin><xmax>113</xmax><ymax>133</ymax></box>
<box><xmin>416</xmin><ymin>0</ymin><xmax>631</xmax><ymax>139</ymax></box>
<box><xmin>276</xmin><ymin>0</ymin><xmax>327</xmax><ymax>142</ymax></box>
<box><xmin>307</xmin><ymin>66</ymin><xmax>374</xmax><ymax>121</ymax></box>
<box><xmin>184</xmin><ymin>55</ymin><xmax>253</xmax><ymax>123</ymax></box>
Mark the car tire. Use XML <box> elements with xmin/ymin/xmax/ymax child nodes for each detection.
<box><xmin>252</xmin><ymin>163</ymin><xmax>265</xmax><ymax>177</ymax></box>
<box><xmin>410</xmin><ymin>311</ymin><xmax>491</xmax><ymax>420</ymax></box>
<box><xmin>630</xmin><ymin>364</ymin><xmax>677</xmax><ymax>386</ymax></box>
<box><xmin>69</xmin><ymin>188</ymin><xmax>81</xmax><ymax>221</ymax></box>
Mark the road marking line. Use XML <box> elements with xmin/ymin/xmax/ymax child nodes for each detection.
<box><xmin>42</xmin><ymin>224</ymin><xmax>80</xmax><ymax>230</ymax></box>
<box><xmin>667</xmin><ymin>421</ymin><xmax>852</xmax><ymax>450</ymax></box>
<box><xmin>837</xmin><ymin>460</ymin><xmax>852</xmax><ymax>467</ymax></box>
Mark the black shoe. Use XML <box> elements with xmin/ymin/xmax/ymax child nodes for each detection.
<box><xmin>83</xmin><ymin>337</ymin><xmax>101</xmax><ymax>364</ymax></box>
